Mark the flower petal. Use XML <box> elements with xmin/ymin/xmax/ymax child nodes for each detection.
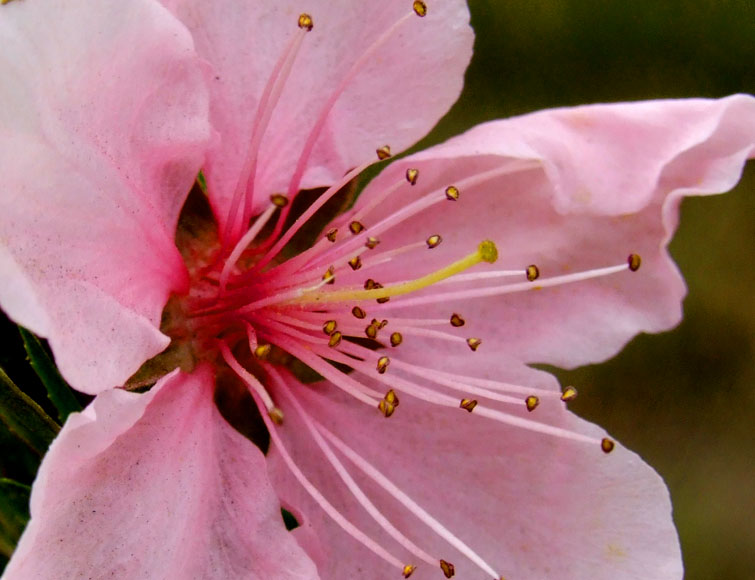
<box><xmin>338</xmin><ymin>95</ymin><xmax>755</xmax><ymax>369</ymax></box>
<box><xmin>3</xmin><ymin>366</ymin><xmax>317</xmax><ymax>580</ymax></box>
<box><xmin>0</xmin><ymin>0</ymin><xmax>210</xmax><ymax>393</ymax></box>
<box><xmin>164</xmin><ymin>0</ymin><xmax>473</xmax><ymax>232</ymax></box>
<box><xmin>266</xmin><ymin>360</ymin><xmax>682</xmax><ymax>579</ymax></box>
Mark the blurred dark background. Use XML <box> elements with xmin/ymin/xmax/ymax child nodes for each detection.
<box><xmin>417</xmin><ymin>1</ymin><xmax>753</xmax><ymax>579</ymax></box>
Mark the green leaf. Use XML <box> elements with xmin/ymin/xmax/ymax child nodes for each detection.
<box><xmin>18</xmin><ymin>327</ymin><xmax>81</xmax><ymax>422</ymax></box>
<box><xmin>0</xmin><ymin>479</ymin><xmax>30</xmax><ymax>558</ymax></box>
<box><xmin>0</xmin><ymin>367</ymin><xmax>59</xmax><ymax>456</ymax></box>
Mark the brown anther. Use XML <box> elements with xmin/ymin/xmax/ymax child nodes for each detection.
<box><xmin>269</xmin><ymin>193</ymin><xmax>289</xmax><ymax>208</ymax></box>
<box><xmin>385</xmin><ymin>389</ymin><xmax>400</xmax><ymax>406</ymax></box>
<box><xmin>601</xmin><ymin>438</ymin><xmax>615</xmax><ymax>454</ymax></box>
<box><xmin>440</xmin><ymin>559</ymin><xmax>455</xmax><ymax>578</ymax></box>
<box><xmin>297</xmin><ymin>13</ymin><xmax>313</xmax><ymax>30</ymax></box>
<box><xmin>406</xmin><ymin>168</ymin><xmax>419</xmax><ymax>185</ymax></box>
<box><xmin>376</xmin><ymin>356</ymin><xmax>390</xmax><ymax>374</ymax></box>
<box><xmin>349</xmin><ymin>220</ymin><xmax>365</xmax><ymax>235</ymax></box>
<box><xmin>560</xmin><ymin>386</ymin><xmax>578</xmax><ymax>402</ymax></box>
<box><xmin>460</xmin><ymin>398</ymin><xmax>478</xmax><ymax>412</ymax></box>
<box><xmin>525</xmin><ymin>395</ymin><xmax>540</xmax><ymax>412</ymax></box>
<box><xmin>376</xmin><ymin>145</ymin><xmax>392</xmax><ymax>160</ymax></box>
<box><xmin>445</xmin><ymin>185</ymin><xmax>459</xmax><ymax>201</ymax></box>
<box><xmin>377</xmin><ymin>296</ymin><xmax>390</xmax><ymax>304</ymax></box>
<box><xmin>450</xmin><ymin>313</ymin><xmax>466</xmax><ymax>327</ymax></box>
<box><xmin>352</xmin><ymin>306</ymin><xmax>367</xmax><ymax>319</ymax></box>
<box><xmin>364</xmin><ymin>278</ymin><xmax>377</xmax><ymax>290</ymax></box>
<box><xmin>379</xmin><ymin>319</ymin><xmax>389</xmax><ymax>329</ymax></box>
<box><xmin>325</xmin><ymin>228</ymin><xmax>338</xmax><ymax>242</ymax></box>
<box><xmin>628</xmin><ymin>253</ymin><xmax>642</xmax><ymax>272</ymax></box>
<box><xmin>322</xmin><ymin>320</ymin><xmax>337</xmax><ymax>336</ymax></box>
<box><xmin>412</xmin><ymin>1</ymin><xmax>427</xmax><ymax>17</ymax></box>
<box><xmin>390</xmin><ymin>331</ymin><xmax>403</xmax><ymax>347</ymax></box>
<box><xmin>322</xmin><ymin>266</ymin><xmax>335</xmax><ymax>285</ymax></box>
<box><xmin>426</xmin><ymin>234</ymin><xmax>442</xmax><ymax>249</ymax></box>
<box><xmin>526</xmin><ymin>264</ymin><xmax>540</xmax><ymax>282</ymax></box>
<box><xmin>254</xmin><ymin>344</ymin><xmax>272</xmax><ymax>359</ymax></box>
<box><xmin>269</xmin><ymin>408</ymin><xmax>284</xmax><ymax>425</ymax></box>
<box><xmin>348</xmin><ymin>256</ymin><xmax>362</xmax><ymax>271</ymax></box>
<box><xmin>365</xmin><ymin>323</ymin><xmax>378</xmax><ymax>339</ymax></box>
<box><xmin>328</xmin><ymin>331</ymin><xmax>343</xmax><ymax>348</ymax></box>
<box><xmin>466</xmin><ymin>337</ymin><xmax>482</xmax><ymax>351</ymax></box>
<box><xmin>365</xmin><ymin>236</ymin><xmax>380</xmax><ymax>249</ymax></box>
<box><xmin>402</xmin><ymin>564</ymin><xmax>416</xmax><ymax>578</ymax></box>
<box><xmin>378</xmin><ymin>399</ymin><xmax>396</xmax><ymax>418</ymax></box>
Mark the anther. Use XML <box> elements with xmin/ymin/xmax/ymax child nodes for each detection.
<box><xmin>378</xmin><ymin>398</ymin><xmax>397</xmax><ymax>418</ymax></box>
<box><xmin>322</xmin><ymin>320</ymin><xmax>338</xmax><ymax>336</ymax></box>
<box><xmin>297</xmin><ymin>13</ymin><xmax>313</xmax><ymax>31</ymax></box>
<box><xmin>525</xmin><ymin>395</ymin><xmax>540</xmax><ymax>412</ymax></box>
<box><xmin>450</xmin><ymin>313</ymin><xmax>465</xmax><ymax>327</ymax></box>
<box><xmin>365</xmin><ymin>236</ymin><xmax>380</xmax><ymax>249</ymax></box>
<box><xmin>348</xmin><ymin>256</ymin><xmax>363</xmax><ymax>271</ymax></box>
<box><xmin>325</xmin><ymin>228</ymin><xmax>338</xmax><ymax>242</ymax></box>
<box><xmin>445</xmin><ymin>185</ymin><xmax>459</xmax><ymax>201</ymax></box>
<box><xmin>601</xmin><ymin>438</ymin><xmax>615</xmax><ymax>454</ymax></box>
<box><xmin>365</xmin><ymin>323</ymin><xmax>378</xmax><ymax>339</ymax></box>
<box><xmin>364</xmin><ymin>279</ymin><xmax>377</xmax><ymax>290</ymax></box>
<box><xmin>270</xmin><ymin>193</ymin><xmax>289</xmax><ymax>207</ymax></box>
<box><xmin>376</xmin><ymin>145</ymin><xmax>392</xmax><ymax>160</ymax></box>
<box><xmin>627</xmin><ymin>253</ymin><xmax>642</xmax><ymax>272</ymax></box>
<box><xmin>349</xmin><ymin>221</ymin><xmax>365</xmax><ymax>235</ymax></box>
<box><xmin>460</xmin><ymin>398</ymin><xmax>478</xmax><ymax>412</ymax></box>
<box><xmin>406</xmin><ymin>168</ymin><xmax>419</xmax><ymax>185</ymax></box>
<box><xmin>269</xmin><ymin>407</ymin><xmax>284</xmax><ymax>425</ymax></box>
<box><xmin>426</xmin><ymin>234</ymin><xmax>442</xmax><ymax>249</ymax></box>
<box><xmin>526</xmin><ymin>264</ymin><xmax>540</xmax><ymax>282</ymax></box>
<box><xmin>560</xmin><ymin>386</ymin><xmax>578</xmax><ymax>402</ymax></box>
<box><xmin>385</xmin><ymin>389</ymin><xmax>400</xmax><ymax>407</ymax></box>
<box><xmin>328</xmin><ymin>331</ymin><xmax>343</xmax><ymax>348</ymax></box>
<box><xmin>374</xmin><ymin>318</ymin><xmax>389</xmax><ymax>329</ymax></box>
<box><xmin>466</xmin><ymin>338</ymin><xmax>482</xmax><ymax>351</ymax></box>
<box><xmin>390</xmin><ymin>331</ymin><xmax>403</xmax><ymax>347</ymax></box>
<box><xmin>413</xmin><ymin>1</ymin><xmax>427</xmax><ymax>17</ymax></box>
<box><xmin>440</xmin><ymin>559</ymin><xmax>455</xmax><ymax>578</ymax></box>
<box><xmin>352</xmin><ymin>306</ymin><xmax>367</xmax><ymax>319</ymax></box>
<box><xmin>402</xmin><ymin>564</ymin><xmax>416</xmax><ymax>578</ymax></box>
<box><xmin>323</xmin><ymin>266</ymin><xmax>335</xmax><ymax>284</ymax></box>
<box><xmin>376</xmin><ymin>356</ymin><xmax>390</xmax><ymax>374</ymax></box>
<box><xmin>254</xmin><ymin>344</ymin><xmax>272</xmax><ymax>359</ymax></box>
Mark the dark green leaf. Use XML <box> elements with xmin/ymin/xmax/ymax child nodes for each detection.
<box><xmin>18</xmin><ymin>327</ymin><xmax>81</xmax><ymax>422</ymax></box>
<box><xmin>0</xmin><ymin>478</ymin><xmax>30</xmax><ymax>558</ymax></box>
<box><xmin>0</xmin><ymin>367</ymin><xmax>59</xmax><ymax>456</ymax></box>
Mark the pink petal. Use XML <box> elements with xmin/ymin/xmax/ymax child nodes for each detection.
<box><xmin>164</xmin><ymin>0</ymin><xmax>473</xmax><ymax>233</ymax></box>
<box><xmin>0</xmin><ymin>0</ymin><xmax>210</xmax><ymax>393</ymax></box>
<box><xmin>338</xmin><ymin>95</ymin><xmax>755</xmax><ymax>369</ymax></box>
<box><xmin>3</xmin><ymin>366</ymin><xmax>317</xmax><ymax>580</ymax></box>
<box><xmin>266</xmin><ymin>359</ymin><xmax>682</xmax><ymax>579</ymax></box>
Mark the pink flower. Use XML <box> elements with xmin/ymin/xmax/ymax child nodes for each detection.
<box><xmin>1</xmin><ymin>0</ymin><xmax>753</xmax><ymax>578</ymax></box>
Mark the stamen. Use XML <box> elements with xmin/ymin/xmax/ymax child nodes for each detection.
<box><xmin>412</xmin><ymin>1</ymin><xmax>428</xmax><ymax>18</ymax></box>
<box><xmin>627</xmin><ymin>253</ymin><xmax>642</xmax><ymax>271</ymax></box>
<box><xmin>450</xmin><ymin>313</ymin><xmax>465</xmax><ymax>327</ymax></box>
<box><xmin>352</xmin><ymin>306</ymin><xmax>367</xmax><ymax>319</ymax></box>
<box><xmin>390</xmin><ymin>332</ymin><xmax>403</xmax><ymax>347</ymax></box>
<box><xmin>322</xmin><ymin>320</ymin><xmax>338</xmax><ymax>336</ymax></box>
<box><xmin>297</xmin><ymin>13</ymin><xmax>314</xmax><ymax>31</ymax></box>
<box><xmin>376</xmin><ymin>355</ymin><xmax>391</xmax><ymax>374</ymax></box>
<box><xmin>219</xmin><ymin>342</ymin><xmax>282</xmax><ymax>422</ymax></box>
<box><xmin>270</xmin><ymin>193</ymin><xmax>289</xmax><ymax>208</ymax></box>
<box><xmin>445</xmin><ymin>185</ymin><xmax>460</xmax><ymax>201</ymax></box>
<box><xmin>349</xmin><ymin>220</ymin><xmax>366</xmax><ymax>234</ymax></box>
<box><xmin>466</xmin><ymin>338</ymin><xmax>482</xmax><ymax>351</ymax></box>
<box><xmin>406</xmin><ymin>168</ymin><xmax>419</xmax><ymax>185</ymax></box>
<box><xmin>219</xmin><ymin>203</ymin><xmax>277</xmax><ymax>291</ymax></box>
<box><xmin>601</xmin><ymin>438</ymin><xmax>616</xmax><ymax>453</ymax></box>
<box><xmin>526</xmin><ymin>265</ymin><xmax>540</xmax><ymax>282</ymax></box>
<box><xmin>440</xmin><ymin>559</ymin><xmax>456</xmax><ymax>578</ymax></box>
<box><xmin>403</xmin><ymin>565</ymin><xmax>416</xmax><ymax>578</ymax></box>
<box><xmin>365</xmin><ymin>236</ymin><xmax>381</xmax><ymax>249</ymax></box>
<box><xmin>560</xmin><ymin>386</ymin><xmax>578</xmax><ymax>401</ymax></box>
<box><xmin>460</xmin><ymin>398</ymin><xmax>478</xmax><ymax>412</ymax></box>
<box><xmin>376</xmin><ymin>145</ymin><xmax>392</xmax><ymax>160</ymax></box>
<box><xmin>426</xmin><ymin>234</ymin><xmax>442</xmax><ymax>249</ymax></box>
<box><xmin>325</xmin><ymin>228</ymin><xmax>338</xmax><ymax>242</ymax></box>
<box><xmin>525</xmin><ymin>395</ymin><xmax>540</xmax><ymax>412</ymax></box>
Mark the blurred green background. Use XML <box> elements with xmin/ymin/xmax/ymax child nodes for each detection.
<box><xmin>1</xmin><ymin>0</ymin><xmax>752</xmax><ymax>577</ymax></box>
<box><xmin>418</xmin><ymin>1</ymin><xmax>753</xmax><ymax>579</ymax></box>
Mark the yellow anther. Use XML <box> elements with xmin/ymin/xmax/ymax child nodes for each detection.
<box><xmin>297</xmin><ymin>13</ymin><xmax>313</xmax><ymax>30</ymax></box>
<box><xmin>378</xmin><ymin>399</ymin><xmax>396</xmax><ymax>418</ymax></box>
<box><xmin>294</xmin><ymin>240</ymin><xmax>500</xmax><ymax>304</ymax></box>
<box><xmin>460</xmin><ymin>398</ymin><xmax>478</xmax><ymax>412</ymax></box>
<box><xmin>402</xmin><ymin>564</ymin><xmax>416</xmax><ymax>578</ymax></box>
<box><xmin>328</xmin><ymin>331</ymin><xmax>343</xmax><ymax>348</ymax></box>
<box><xmin>322</xmin><ymin>320</ymin><xmax>337</xmax><ymax>336</ymax></box>
<box><xmin>560</xmin><ymin>386</ymin><xmax>578</xmax><ymax>402</ymax></box>
<box><xmin>466</xmin><ymin>337</ymin><xmax>482</xmax><ymax>352</ymax></box>
<box><xmin>376</xmin><ymin>356</ymin><xmax>390</xmax><ymax>374</ymax></box>
<box><xmin>601</xmin><ymin>438</ymin><xmax>615</xmax><ymax>454</ymax></box>
<box><xmin>526</xmin><ymin>264</ymin><xmax>540</xmax><ymax>282</ymax></box>
<box><xmin>390</xmin><ymin>331</ymin><xmax>403</xmax><ymax>347</ymax></box>
<box><xmin>352</xmin><ymin>306</ymin><xmax>367</xmax><ymax>319</ymax></box>
<box><xmin>375</xmin><ymin>318</ymin><xmax>388</xmax><ymax>329</ymax></box>
<box><xmin>445</xmin><ymin>185</ymin><xmax>459</xmax><ymax>201</ymax></box>
<box><xmin>348</xmin><ymin>256</ymin><xmax>362</xmax><ymax>271</ymax></box>
<box><xmin>269</xmin><ymin>407</ymin><xmax>284</xmax><ymax>425</ymax></box>
<box><xmin>270</xmin><ymin>193</ymin><xmax>289</xmax><ymax>207</ymax></box>
<box><xmin>254</xmin><ymin>344</ymin><xmax>272</xmax><ymax>359</ymax></box>
<box><xmin>525</xmin><ymin>395</ymin><xmax>540</xmax><ymax>412</ymax></box>
<box><xmin>406</xmin><ymin>168</ymin><xmax>419</xmax><ymax>185</ymax></box>
<box><xmin>628</xmin><ymin>253</ymin><xmax>642</xmax><ymax>272</ymax></box>
<box><xmin>349</xmin><ymin>221</ymin><xmax>365</xmax><ymax>235</ymax></box>
<box><xmin>385</xmin><ymin>389</ymin><xmax>400</xmax><ymax>406</ymax></box>
<box><xmin>440</xmin><ymin>559</ymin><xmax>455</xmax><ymax>578</ymax></box>
<box><xmin>322</xmin><ymin>266</ymin><xmax>335</xmax><ymax>285</ymax></box>
<box><xmin>325</xmin><ymin>228</ymin><xmax>338</xmax><ymax>242</ymax></box>
<box><xmin>376</xmin><ymin>145</ymin><xmax>392</xmax><ymax>160</ymax></box>
<box><xmin>412</xmin><ymin>1</ymin><xmax>427</xmax><ymax>17</ymax></box>
<box><xmin>365</xmin><ymin>236</ymin><xmax>380</xmax><ymax>249</ymax></box>
<box><xmin>365</xmin><ymin>323</ymin><xmax>378</xmax><ymax>339</ymax></box>
<box><xmin>426</xmin><ymin>234</ymin><xmax>442</xmax><ymax>249</ymax></box>
<box><xmin>450</xmin><ymin>313</ymin><xmax>465</xmax><ymax>327</ymax></box>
